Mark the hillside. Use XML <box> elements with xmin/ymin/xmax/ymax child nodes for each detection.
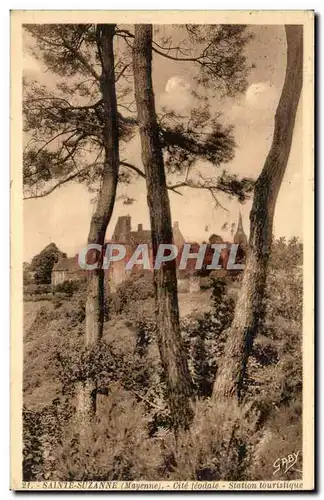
<box><xmin>23</xmin><ymin>261</ymin><xmax>302</xmax><ymax>481</ymax></box>
<box><xmin>23</xmin><ymin>289</ymin><xmax>213</xmax><ymax>410</ymax></box>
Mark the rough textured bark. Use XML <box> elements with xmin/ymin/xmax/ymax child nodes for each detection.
<box><xmin>78</xmin><ymin>24</ymin><xmax>119</xmax><ymax>425</ymax></box>
<box><xmin>85</xmin><ymin>24</ymin><xmax>119</xmax><ymax>347</ymax></box>
<box><xmin>213</xmin><ymin>25</ymin><xmax>303</xmax><ymax>401</ymax></box>
<box><xmin>132</xmin><ymin>25</ymin><xmax>193</xmax><ymax>430</ymax></box>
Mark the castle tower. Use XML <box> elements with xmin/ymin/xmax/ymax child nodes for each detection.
<box><xmin>209</xmin><ymin>233</ymin><xmax>224</xmax><ymax>244</ymax></box>
<box><xmin>172</xmin><ymin>221</ymin><xmax>185</xmax><ymax>248</ymax></box>
<box><xmin>112</xmin><ymin>215</ymin><xmax>131</xmax><ymax>242</ymax></box>
<box><xmin>233</xmin><ymin>211</ymin><xmax>248</xmax><ymax>248</ymax></box>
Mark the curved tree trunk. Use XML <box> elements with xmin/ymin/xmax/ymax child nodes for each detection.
<box><xmin>132</xmin><ymin>25</ymin><xmax>193</xmax><ymax>430</ymax></box>
<box><xmin>85</xmin><ymin>24</ymin><xmax>119</xmax><ymax>347</ymax></box>
<box><xmin>77</xmin><ymin>24</ymin><xmax>119</xmax><ymax>428</ymax></box>
<box><xmin>213</xmin><ymin>25</ymin><xmax>303</xmax><ymax>401</ymax></box>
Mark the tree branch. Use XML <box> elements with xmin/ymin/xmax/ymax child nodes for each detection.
<box><xmin>115</xmin><ymin>63</ymin><xmax>131</xmax><ymax>83</ymax></box>
<box><xmin>24</xmin><ymin>171</ymin><xmax>85</xmax><ymax>200</ymax></box>
<box><xmin>60</xmin><ymin>37</ymin><xmax>101</xmax><ymax>82</ymax></box>
<box><xmin>120</xmin><ymin>160</ymin><xmax>182</xmax><ymax>195</ymax></box>
<box><xmin>120</xmin><ymin>160</ymin><xmax>145</xmax><ymax>179</ymax></box>
<box><xmin>115</xmin><ymin>28</ymin><xmax>203</xmax><ymax>63</ymax></box>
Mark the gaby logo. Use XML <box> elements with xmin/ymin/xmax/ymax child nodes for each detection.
<box><xmin>273</xmin><ymin>451</ymin><xmax>302</xmax><ymax>476</ymax></box>
<box><xmin>78</xmin><ymin>243</ymin><xmax>245</xmax><ymax>271</ymax></box>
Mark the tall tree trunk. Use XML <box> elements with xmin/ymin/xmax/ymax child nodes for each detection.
<box><xmin>213</xmin><ymin>25</ymin><xmax>303</xmax><ymax>401</ymax></box>
<box><xmin>77</xmin><ymin>24</ymin><xmax>119</xmax><ymax>427</ymax></box>
<box><xmin>132</xmin><ymin>25</ymin><xmax>193</xmax><ymax>430</ymax></box>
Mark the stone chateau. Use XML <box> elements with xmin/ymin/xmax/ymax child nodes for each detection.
<box><xmin>52</xmin><ymin>213</ymin><xmax>248</xmax><ymax>292</ymax></box>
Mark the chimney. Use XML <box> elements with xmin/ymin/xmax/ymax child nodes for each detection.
<box><xmin>138</xmin><ymin>223</ymin><xmax>143</xmax><ymax>232</ymax></box>
<box><xmin>125</xmin><ymin>215</ymin><xmax>131</xmax><ymax>234</ymax></box>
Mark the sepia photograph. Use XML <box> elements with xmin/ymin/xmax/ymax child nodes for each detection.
<box><xmin>10</xmin><ymin>10</ymin><xmax>314</xmax><ymax>491</ymax></box>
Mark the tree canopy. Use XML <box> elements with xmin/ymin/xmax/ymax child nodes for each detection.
<box><xmin>23</xmin><ymin>24</ymin><xmax>254</xmax><ymax>205</ymax></box>
<box><xmin>30</xmin><ymin>242</ymin><xmax>67</xmax><ymax>284</ymax></box>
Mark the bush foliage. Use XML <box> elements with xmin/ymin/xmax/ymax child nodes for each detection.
<box><xmin>23</xmin><ymin>238</ymin><xmax>303</xmax><ymax>481</ymax></box>
<box><xmin>30</xmin><ymin>243</ymin><xmax>67</xmax><ymax>284</ymax></box>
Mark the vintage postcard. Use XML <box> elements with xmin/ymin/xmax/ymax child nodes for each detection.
<box><xmin>11</xmin><ymin>10</ymin><xmax>314</xmax><ymax>491</ymax></box>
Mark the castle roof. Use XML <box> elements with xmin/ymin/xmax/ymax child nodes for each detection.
<box><xmin>129</xmin><ymin>230</ymin><xmax>152</xmax><ymax>245</ymax></box>
<box><xmin>209</xmin><ymin>234</ymin><xmax>224</xmax><ymax>244</ymax></box>
<box><xmin>52</xmin><ymin>257</ymin><xmax>80</xmax><ymax>272</ymax></box>
<box><xmin>109</xmin><ymin>216</ymin><xmax>186</xmax><ymax>248</ymax></box>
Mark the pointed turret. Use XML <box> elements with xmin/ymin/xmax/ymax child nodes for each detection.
<box><xmin>237</xmin><ymin>211</ymin><xmax>244</xmax><ymax>232</ymax></box>
<box><xmin>233</xmin><ymin>211</ymin><xmax>248</xmax><ymax>248</ymax></box>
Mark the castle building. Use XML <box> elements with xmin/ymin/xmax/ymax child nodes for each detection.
<box><xmin>106</xmin><ymin>216</ymin><xmax>187</xmax><ymax>289</ymax></box>
<box><xmin>111</xmin><ymin>215</ymin><xmax>152</xmax><ymax>246</ymax></box>
<box><xmin>52</xmin><ymin>256</ymin><xmax>86</xmax><ymax>286</ymax></box>
<box><xmin>51</xmin><ymin>212</ymin><xmax>248</xmax><ymax>290</ymax></box>
<box><xmin>111</xmin><ymin>215</ymin><xmax>185</xmax><ymax>248</ymax></box>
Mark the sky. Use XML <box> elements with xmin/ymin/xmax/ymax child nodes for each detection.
<box><xmin>23</xmin><ymin>24</ymin><xmax>303</xmax><ymax>262</ymax></box>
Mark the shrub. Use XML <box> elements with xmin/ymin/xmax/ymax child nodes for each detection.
<box><xmin>24</xmin><ymin>283</ymin><xmax>52</xmax><ymax>296</ymax></box>
<box><xmin>23</xmin><ymin>407</ymin><xmax>44</xmax><ymax>480</ymax></box>
<box><xmin>114</xmin><ymin>274</ymin><xmax>155</xmax><ymax>314</ymax></box>
<box><xmin>160</xmin><ymin>400</ymin><xmax>258</xmax><ymax>481</ymax></box>
<box><xmin>23</xmin><ymin>237</ymin><xmax>303</xmax><ymax>482</ymax></box>
<box><xmin>55</xmin><ymin>338</ymin><xmax>158</xmax><ymax>402</ymax></box>
<box><xmin>250</xmin><ymin>400</ymin><xmax>302</xmax><ymax>480</ymax></box>
<box><xmin>24</xmin><ymin>294</ymin><xmax>53</xmax><ymax>302</ymax></box>
<box><xmin>54</xmin><ymin>393</ymin><xmax>163</xmax><ymax>481</ymax></box>
<box><xmin>23</xmin><ymin>398</ymin><xmax>74</xmax><ymax>481</ymax></box>
<box><xmin>199</xmin><ymin>276</ymin><xmax>213</xmax><ymax>290</ymax></box>
<box><xmin>181</xmin><ymin>278</ymin><xmax>236</xmax><ymax>397</ymax></box>
<box><xmin>53</xmin><ymin>279</ymin><xmax>83</xmax><ymax>297</ymax></box>
<box><xmin>30</xmin><ymin>243</ymin><xmax>66</xmax><ymax>285</ymax></box>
